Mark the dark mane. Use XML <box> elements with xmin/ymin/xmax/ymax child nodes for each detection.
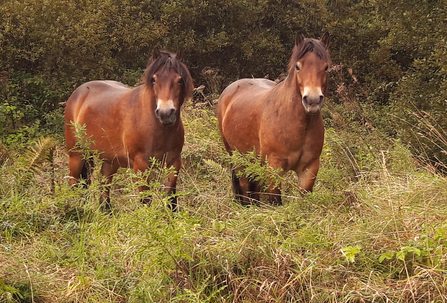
<box><xmin>288</xmin><ymin>38</ymin><xmax>331</xmax><ymax>71</ymax></box>
<box><xmin>143</xmin><ymin>51</ymin><xmax>194</xmax><ymax>98</ymax></box>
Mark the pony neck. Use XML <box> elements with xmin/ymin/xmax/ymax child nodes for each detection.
<box><xmin>137</xmin><ymin>85</ymin><xmax>159</xmax><ymax>121</ymax></box>
<box><xmin>138</xmin><ymin>85</ymin><xmax>156</xmax><ymax>109</ymax></box>
<box><xmin>278</xmin><ymin>72</ymin><xmax>303</xmax><ymax>104</ymax></box>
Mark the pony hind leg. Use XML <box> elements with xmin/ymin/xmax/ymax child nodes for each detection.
<box><xmin>80</xmin><ymin>157</ymin><xmax>94</xmax><ymax>188</ymax></box>
<box><xmin>68</xmin><ymin>153</ymin><xmax>87</xmax><ymax>187</ymax></box>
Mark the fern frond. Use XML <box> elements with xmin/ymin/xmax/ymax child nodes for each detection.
<box><xmin>228</xmin><ymin>150</ymin><xmax>287</xmax><ymax>188</ymax></box>
<box><xmin>203</xmin><ymin>159</ymin><xmax>227</xmax><ymax>176</ymax></box>
<box><xmin>24</xmin><ymin>136</ymin><xmax>56</xmax><ymax>173</ymax></box>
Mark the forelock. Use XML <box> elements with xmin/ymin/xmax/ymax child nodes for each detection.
<box><xmin>288</xmin><ymin>38</ymin><xmax>331</xmax><ymax>71</ymax></box>
<box><xmin>142</xmin><ymin>51</ymin><xmax>193</xmax><ymax>98</ymax></box>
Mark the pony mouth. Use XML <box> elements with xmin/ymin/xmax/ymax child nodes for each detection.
<box><xmin>302</xmin><ymin>104</ymin><xmax>322</xmax><ymax>115</ymax></box>
<box><xmin>158</xmin><ymin>117</ymin><xmax>177</xmax><ymax>125</ymax></box>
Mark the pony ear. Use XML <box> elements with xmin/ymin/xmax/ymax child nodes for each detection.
<box><xmin>320</xmin><ymin>32</ymin><xmax>330</xmax><ymax>49</ymax></box>
<box><xmin>152</xmin><ymin>46</ymin><xmax>161</xmax><ymax>60</ymax></box>
<box><xmin>176</xmin><ymin>47</ymin><xmax>184</xmax><ymax>62</ymax></box>
<box><xmin>295</xmin><ymin>32</ymin><xmax>305</xmax><ymax>47</ymax></box>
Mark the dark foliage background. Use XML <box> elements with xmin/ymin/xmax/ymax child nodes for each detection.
<box><xmin>0</xmin><ymin>0</ymin><xmax>446</xmax><ymax>162</ymax></box>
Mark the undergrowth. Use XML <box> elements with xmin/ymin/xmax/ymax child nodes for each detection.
<box><xmin>1</xmin><ymin>101</ymin><xmax>447</xmax><ymax>302</ymax></box>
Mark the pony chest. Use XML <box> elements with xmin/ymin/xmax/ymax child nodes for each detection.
<box><xmin>260</xmin><ymin>122</ymin><xmax>323</xmax><ymax>170</ymax></box>
<box><xmin>123</xmin><ymin>125</ymin><xmax>183</xmax><ymax>155</ymax></box>
<box><xmin>260</xmin><ymin>122</ymin><xmax>308</xmax><ymax>150</ymax></box>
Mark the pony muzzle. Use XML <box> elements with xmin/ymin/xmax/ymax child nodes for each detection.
<box><xmin>302</xmin><ymin>93</ymin><xmax>324</xmax><ymax>115</ymax></box>
<box><xmin>155</xmin><ymin>99</ymin><xmax>177</xmax><ymax>125</ymax></box>
<box><xmin>302</xmin><ymin>95</ymin><xmax>324</xmax><ymax>114</ymax></box>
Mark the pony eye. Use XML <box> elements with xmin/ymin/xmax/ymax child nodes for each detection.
<box><xmin>151</xmin><ymin>76</ymin><xmax>156</xmax><ymax>84</ymax></box>
<box><xmin>178</xmin><ymin>78</ymin><xmax>184</xmax><ymax>86</ymax></box>
<box><xmin>324</xmin><ymin>65</ymin><xmax>329</xmax><ymax>72</ymax></box>
<box><xmin>296</xmin><ymin>62</ymin><xmax>301</xmax><ymax>72</ymax></box>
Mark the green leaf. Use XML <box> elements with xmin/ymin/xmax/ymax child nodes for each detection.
<box><xmin>396</xmin><ymin>250</ymin><xmax>406</xmax><ymax>261</ymax></box>
<box><xmin>341</xmin><ymin>245</ymin><xmax>362</xmax><ymax>263</ymax></box>
<box><xmin>379</xmin><ymin>252</ymin><xmax>394</xmax><ymax>263</ymax></box>
<box><xmin>401</xmin><ymin>246</ymin><xmax>421</xmax><ymax>256</ymax></box>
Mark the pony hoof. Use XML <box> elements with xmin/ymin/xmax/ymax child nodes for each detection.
<box><xmin>270</xmin><ymin>198</ymin><xmax>283</xmax><ymax>206</ymax></box>
<box><xmin>169</xmin><ymin>197</ymin><xmax>178</xmax><ymax>212</ymax></box>
<box><xmin>100</xmin><ymin>197</ymin><xmax>112</xmax><ymax>213</ymax></box>
<box><xmin>141</xmin><ymin>197</ymin><xmax>152</xmax><ymax>206</ymax></box>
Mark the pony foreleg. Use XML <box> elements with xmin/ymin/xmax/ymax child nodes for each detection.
<box><xmin>266</xmin><ymin>156</ymin><xmax>286</xmax><ymax>206</ymax></box>
<box><xmin>165</xmin><ymin>158</ymin><xmax>181</xmax><ymax>211</ymax></box>
<box><xmin>238</xmin><ymin>176</ymin><xmax>252</xmax><ymax>205</ymax></box>
<box><xmin>100</xmin><ymin>162</ymin><xmax>118</xmax><ymax>210</ymax></box>
<box><xmin>248</xmin><ymin>181</ymin><xmax>261</xmax><ymax>205</ymax></box>
<box><xmin>231</xmin><ymin>169</ymin><xmax>256</xmax><ymax>205</ymax></box>
<box><xmin>231</xmin><ymin>170</ymin><xmax>243</xmax><ymax>202</ymax></box>
<box><xmin>165</xmin><ymin>173</ymin><xmax>178</xmax><ymax>211</ymax></box>
<box><xmin>133</xmin><ymin>154</ymin><xmax>152</xmax><ymax>206</ymax></box>
<box><xmin>138</xmin><ymin>183</ymin><xmax>152</xmax><ymax>206</ymax></box>
<box><xmin>267</xmin><ymin>184</ymin><xmax>282</xmax><ymax>206</ymax></box>
<box><xmin>296</xmin><ymin>159</ymin><xmax>320</xmax><ymax>194</ymax></box>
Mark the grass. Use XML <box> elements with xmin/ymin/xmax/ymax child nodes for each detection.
<box><xmin>1</xmin><ymin>101</ymin><xmax>447</xmax><ymax>302</ymax></box>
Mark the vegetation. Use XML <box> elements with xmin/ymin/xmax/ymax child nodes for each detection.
<box><xmin>1</xmin><ymin>104</ymin><xmax>447</xmax><ymax>302</ymax></box>
<box><xmin>1</xmin><ymin>0</ymin><xmax>447</xmax><ymax>302</ymax></box>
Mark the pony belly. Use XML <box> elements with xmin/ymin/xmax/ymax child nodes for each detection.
<box><xmin>221</xmin><ymin>108</ymin><xmax>261</xmax><ymax>153</ymax></box>
<box><xmin>224</xmin><ymin>130</ymin><xmax>260</xmax><ymax>154</ymax></box>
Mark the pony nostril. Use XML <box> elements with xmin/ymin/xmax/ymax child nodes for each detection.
<box><xmin>303</xmin><ymin>95</ymin><xmax>308</xmax><ymax>103</ymax></box>
<box><xmin>319</xmin><ymin>95</ymin><xmax>324</xmax><ymax>103</ymax></box>
<box><xmin>155</xmin><ymin>107</ymin><xmax>176</xmax><ymax>124</ymax></box>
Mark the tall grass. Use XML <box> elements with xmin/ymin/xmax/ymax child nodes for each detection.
<box><xmin>1</xmin><ymin>101</ymin><xmax>447</xmax><ymax>302</ymax></box>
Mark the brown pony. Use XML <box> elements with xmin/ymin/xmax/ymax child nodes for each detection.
<box><xmin>217</xmin><ymin>33</ymin><xmax>331</xmax><ymax>205</ymax></box>
<box><xmin>65</xmin><ymin>48</ymin><xmax>193</xmax><ymax>210</ymax></box>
